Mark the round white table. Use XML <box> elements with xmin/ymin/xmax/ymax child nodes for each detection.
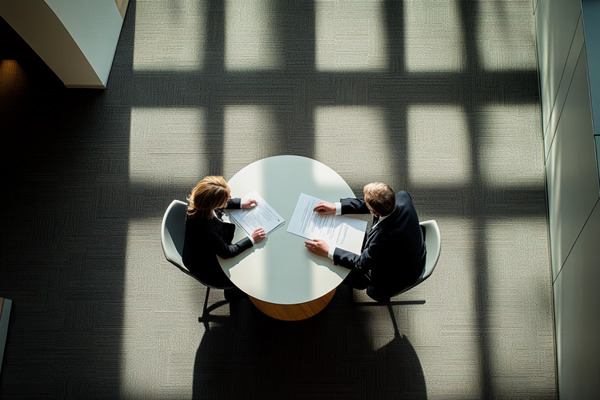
<box><xmin>218</xmin><ymin>155</ymin><xmax>363</xmax><ymax>320</ymax></box>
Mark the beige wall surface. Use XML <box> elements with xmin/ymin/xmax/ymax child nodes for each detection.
<box><xmin>0</xmin><ymin>0</ymin><xmax>127</xmax><ymax>88</ymax></box>
<box><xmin>536</xmin><ymin>0</ymin><xmax>600</xmax><ymax>397</ymax></box>
<box><xmin>546</xmin><ymin>48</ymin><xmax>598</xmax><ymax>278</ymax></box>
<box><xmin>0</xmin><ymin>0</ymin><xmax>103</xmax><ymax>87</ymax></box>
<box><xmin>115</xmin><ymin>0</ymin><xmax>128</xmax><ymax>19</ymax></box>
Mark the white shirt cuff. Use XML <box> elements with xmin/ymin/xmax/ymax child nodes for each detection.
<box><xmin>328</xmin><ymin>246</ymin><xmax>336</xmax><ymax>259</ymax></box>
<box><xmin>335</xmin><ymin>202</ymin><xmax>342</xmax><ymax>215</ymax></box>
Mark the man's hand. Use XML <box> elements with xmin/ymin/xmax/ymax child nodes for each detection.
<box><xmin>251</xmin><ymin>228</ymin><xmax>266</xmax><ymax>243</ymax></box>
<box><xmin>313</xmin><ymin>201</ymin><xmax>336</xmax><ymax>215</ymax></box>
<box><xmin>304</xmin><ymin>239</ymin><xmax>330</xmax><ymax>257</ymax></box>
<box><xmin>242</xmin><ymin>199</ymin><xmax>258</xmax><ymax>209</ymax></box>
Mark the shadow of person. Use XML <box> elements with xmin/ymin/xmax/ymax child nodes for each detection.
<box><xmin>192</xmin><ymin>286</ymin><xmax>427</xmax><ymax>399</ymax></box>
<box><xmin>367</xmin><ymin>332</ymin><xmax>427</xmax><ymax>399</ymax></box>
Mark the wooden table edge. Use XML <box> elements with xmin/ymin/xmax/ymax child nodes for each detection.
<box><xmin>248</xmin><ymin>288</ymin><xmax>337</xmax><ymax>321</ymax></box>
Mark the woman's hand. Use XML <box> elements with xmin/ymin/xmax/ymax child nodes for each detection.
<box><xmin>313</xmin><ymin>201</ymin><xmax>336</xmax><ymax>215</ymax></box>
<box><xmin>304</xmin><ymin>239</ymin><xmax>330</xmax><ymax>257</ymax></box>
<box><xmin>242</xmin><ymin>199</ymin><xmax>258</xmax><ymax>209</ymax></box>
<box><xmin>251</xmin><ymin>228</ymin><xmax>266</xmax><ymax>243</ymax></box>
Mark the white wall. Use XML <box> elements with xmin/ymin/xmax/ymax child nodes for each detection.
<box><xmin>45</xmin><ymin>0</ymin><xmax>124</xmax><ymax>87</ymax></box>
<box><xmin>0</xmin><ymin>0</ymin><xmax>125</xmax><ymax>88</ymax></box>
<box><xmin>535</xmin><ymin>0</ymin><xmax>600</xmax><ymax>398</ymax></box>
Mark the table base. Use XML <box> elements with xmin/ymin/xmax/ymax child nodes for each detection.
<box><xmin>249</xmin><ymin>289</ymin><xmax>337</xmax><ymax>321</ymax></box>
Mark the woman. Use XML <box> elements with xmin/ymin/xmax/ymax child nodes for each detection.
<box><xmin>182</xmin><ymin>176</ymin><xmax>266</xmax><ymax>289</ymax></box>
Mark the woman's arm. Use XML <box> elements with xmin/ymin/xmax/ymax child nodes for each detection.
<box><xmin>225</xmin><ymin>198</ymin><xmax>241</xmax><ymax>209</ymax></box>
<box><xmin>207</xmin><ymin>222</ymin><xmax>254</xmax><ymax>259</ymax></box>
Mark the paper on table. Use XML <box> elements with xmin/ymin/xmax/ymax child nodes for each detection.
<box><xmin>227</xmin><ymin>191</ymin><xmax>285</xmax><ymax>236</ymax></box>
<box><xmin>287</xmin><ymin>193</ymin><xmax>367</xmax><ymax>253</ymax></box>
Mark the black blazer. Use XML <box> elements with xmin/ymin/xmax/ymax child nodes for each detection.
<box><xmin>333</xmin><ymin>191</ymin><xmax>426</xmax><ymax>297</ymax></box>
<box><xmin>182</xmin><ymin>198</ymin><xmax>253</xmax><ymax>288</ymax></box>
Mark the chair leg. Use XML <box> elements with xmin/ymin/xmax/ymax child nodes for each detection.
<box><xmin>198</xmin><ymin>287</ymin><xmax>232</xmax><ymax>329</ymax></box>
<box><xmin>202</xmin><ymin>287</ymin><xmax>211</xmax><ymax>318</ymax></box>
<box><xmin>198</xmin><ymin>288</ymin><xmax>211</xmax><ymax>330</ymax></box>
<box><xmin>387</xmin><ymin>304</ymin><xmax>401</xmax><ymax>338</ymax></box>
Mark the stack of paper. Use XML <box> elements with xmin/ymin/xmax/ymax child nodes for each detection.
<box><xmin>287</xmin><ymin>193</ymin><xmax>367</xmax><ymax>252</ymax></box>
<box><xmin>227</xmin><ymin>191</ymin><xmax>285</xmax><ymax>236</ymax></box>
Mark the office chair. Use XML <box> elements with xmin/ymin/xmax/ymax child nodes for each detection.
<box><xmin>380</xmin><ymin>220</ymin><xmax>441</xmax><ymax>334</ymax></box>
<box><xmin>160</xmin><ymin>200</ymin><xmax>230</xmax><ymax>328</ymax></box>
<box><xmin>390</xmin><ymin>219</ymin><xmax>441</xmax><ymax>298</ymax></box>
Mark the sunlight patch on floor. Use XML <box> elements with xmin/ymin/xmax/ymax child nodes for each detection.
<box><xmin>314</xmin><ymin>106</ymin><xmax>390</xmax><ymax>182</ymax></box>
<box><xmin>223</xmin><ymin>105</ymin><xmax>281</xmax><ymax>178</ymax></box>
<box><xmin>478</xmin><ymin>104</ymin><xmax>545</xmax><ymax>187</ymax></box>
<box><xmin>404</xmin><ymin>0</ymin><xmax>465</xmax><ymax>72</ymax></box>
<box><xmin>133</xmin><ymin>0</ymin><xmax>206</xmax><ymax>71</ymax></box>
<box><xmin>121</xmin><ymin>218</ymin><xmax>205</xmax><ymax>399</ymax></box>
<box><xmin>315</xmin><ymin>0</ymin><xmax>388</xmax><ymax>71</ymax></box>
<box><xmin>225</xmin><ymin>0</ymin><xmax>283</xmax><ymax>71</ymax></box>
<box><xmin>475</xmin><ymin>2</ymin><xmax>537</xmax><ymax>71</ymax></box>
<box><xmin>407</xmin><ymin>105</ymin><xmax>471</xmax><ymax>185</ymax></box>
<box><xmin>129</xmin><ymin>107</ymin><xmax>205</xmax><ymax>185</ymax></box>
<box><xmin>484</xmin><ymin>217</ymin><xmax>554</xmax><ymax>396</ymax></box>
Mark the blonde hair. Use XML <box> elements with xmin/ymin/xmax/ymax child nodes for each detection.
<box><xmin>187</xmin><ymin>176</ymin><xmax>230</xmax><ymax>219</ymax></box>
<box><xmin>363</xmin><ymin>182</ymin><xmax>395</xmax><ymax>216</ymax></box>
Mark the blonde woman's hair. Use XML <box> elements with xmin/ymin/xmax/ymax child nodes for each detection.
<box><xmin>187</xmin><ymin>176</ymin><xmax>230</xmax><ymax>219</ymax></box>
<box><xmin>363</xmin><ymin>182</ymin><xmax>395</xmax><ymax>216</ymax></box>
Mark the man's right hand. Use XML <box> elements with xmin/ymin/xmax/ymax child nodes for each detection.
<box><xmin>313</xmin><ymin>201</ymin><xmax>336</xmax><ymax>215</ymax></box>
<box><xmin>304</xmin><ymin>239</ymin><xmax>330</xmax><ymax>257</ymax></box>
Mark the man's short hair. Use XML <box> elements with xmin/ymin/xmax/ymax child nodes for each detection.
<box><xmin>363</xmin><ymin>182</ymin><xmax>395</xmax><ymax>216</ymax></box>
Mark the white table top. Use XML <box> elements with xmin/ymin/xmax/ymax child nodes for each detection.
<box><xmin>218</xmin><ymin>155</ymin><xmax>366</xmax><ymax>305</ymax></box>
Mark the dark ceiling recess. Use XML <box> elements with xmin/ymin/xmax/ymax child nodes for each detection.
<box><xmin>0</xmin><ymin>16</ymin><xmax>40</xmax><ymax>61</ymax></box>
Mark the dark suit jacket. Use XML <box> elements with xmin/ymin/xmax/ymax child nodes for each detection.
<box><xmin>182</xmin><ymin>198</ymin><xmax>253</xmax><ymax>288</ymax></box>
<box><xmin>333</xmin><ymin>191</ymin><xmax>426</xmax><ymax>298</ymax></box>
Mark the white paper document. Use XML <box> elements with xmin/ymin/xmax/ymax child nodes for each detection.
<box><xmin>287</xmin><ymin>193</ymin><xmax>368</xmax><ymax>253</ymax></box>
<box><xmin>227</xmin><ymin>191</ymin><xmax>285</xmax><ymax>236</ymax></box>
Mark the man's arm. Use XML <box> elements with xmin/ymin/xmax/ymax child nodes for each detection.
<box><xmin>333</xmin><ymin>242</ymin><xmax>378</xmax><ymax>274</ymax></box>
<box><xmin>340</xmin><ymin>198</ymin><xmax>370</xmax><ymax>215</ymax></box>
<box><xmin>306</xmin><ymin>232</ymin><xmax>378</xmax><ymax>274</ymax></box>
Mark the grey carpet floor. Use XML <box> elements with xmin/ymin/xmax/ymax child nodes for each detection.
<box><xmin>0</xmin><ymin>1</ymin><xmax>556</xmax><ymax>399</ymax></box>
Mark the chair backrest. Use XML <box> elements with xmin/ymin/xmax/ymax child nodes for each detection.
<box><xmin>161</xmin><ymin>200</ymin><xmax>189</xmax><ymax>270</ymax></box>
<box><xmin>419</xmin><ymin>220</ymin><xmax>441</xmax><ymax>282</ymax></box>
<box><xmin>161</xmin><ymin>200</ymin><xmax>227</xmax><ymax>290</ymax></box>
<box><xmin>162</xmin><ymin>200</ymin><xmax>228</xmax><ymax>326</ymax></box>
<box><xmin>389</xmin><ymin>219</ymin><xmax>441</xmax><ymax>298</ymax></box>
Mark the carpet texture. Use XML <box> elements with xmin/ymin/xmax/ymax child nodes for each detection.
<box><xmin>0</xmin><ymin>1</ymin><xmax>556</xmax><ymax>399</ymax></box>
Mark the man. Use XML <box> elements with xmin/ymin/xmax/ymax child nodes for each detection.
<box><xmin>305</xmin><ymin>182</ymin><xmax>426</xmax><ymax>302</ymax></box>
